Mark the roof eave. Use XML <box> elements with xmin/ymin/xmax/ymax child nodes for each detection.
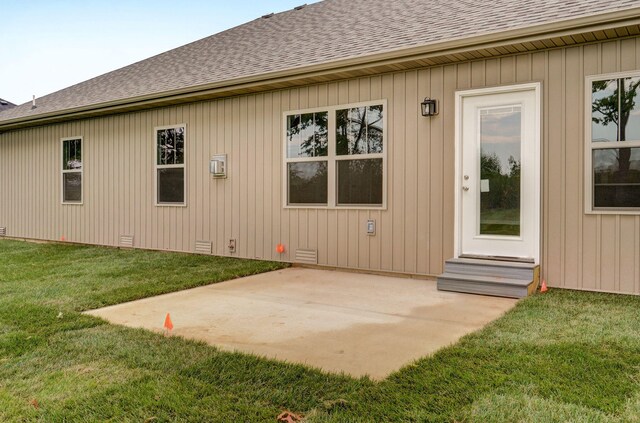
<box><xmin>2</xmin><ymin>6</ymin><xmax>640</xmax><ymax>132</ymax></box>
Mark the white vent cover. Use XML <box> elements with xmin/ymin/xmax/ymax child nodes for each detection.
<box><xmin>119</xmin><ymin>235</ymin><xmax>134</xmax><ymax>248</ymax></box>
<box><xmin>195</xmin><ymin>240</ymin><xmax>213</xmax><ymax>255</ymax></box>
<box><xmin>295</xmin><ymin>249</ymin><xmax>318</xmax><ymax>264</ymax></box>
<box><xmin>0</xmin><ymin>227</ymin><xmax>5</xmax><ymax>237</ymax></box>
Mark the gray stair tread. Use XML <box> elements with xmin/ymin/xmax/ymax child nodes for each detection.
<box><xmin>437</xmin><ymin>272</ymin><xmax>533</xmax><ymax>286</ymax></box>
<box><xmin>437</xmin><ymin>279</ymin><xmax>529</xmax><ymax>298</ymax></box>
<box><xmin>445</xmin><ymin>257</ymin><xmax>538</xmax><ymax>269</ymax></box>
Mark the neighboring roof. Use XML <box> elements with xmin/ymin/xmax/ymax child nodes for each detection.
<box><xmin>0</xmin><ymin>98</ymin><xmax>16</xmax><ymax>112</ymax></box>
<box><xmin>1</xmin><ymin>0</ymin><xmax>639</xmax><ymax>126</ymax></box>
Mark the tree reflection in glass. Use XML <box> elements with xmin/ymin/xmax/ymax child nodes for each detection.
<box><xmin>592</xmin><ymin>77</ymin><xmax>640</xmax><ymax>208</ymax></box>
<box><xmin>479</xmin><ymin>107</ymin><xmax>521</xmax><ymax>236</ymax></box>
<box><xmin>336</xmin><ymin>105</ymin><xmax>383</xmax><ymax>155</ymax></box>
<box><xmin>286</xmin><ymin>112</ymin><xmax>328</xmax><ymax>158</ymax></box>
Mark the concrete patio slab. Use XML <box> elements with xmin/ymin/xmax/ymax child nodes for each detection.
<box><xmin>86</xmin><ymin>267</ymin><xmax>517</xmax><ymax>379</ymax></box>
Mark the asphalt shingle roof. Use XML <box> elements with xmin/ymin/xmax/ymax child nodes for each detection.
<box><xmin>0</xmin><ymin>98</ymin><xmax>16</xmax><ymax>112</ymax></box>
<box><xmin>0</xmin><ymin>0</ymin><xmax>638</xmax><ymax>124</ymax></box>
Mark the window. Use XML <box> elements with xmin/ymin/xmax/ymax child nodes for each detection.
<box><xmin>284</xmin><ymin>101</ymin><xmax>386</xmax><ymax>208</ymax></box>
<box><xmin>61</xmin><ymin>137</ymin><xmax>82</xmax><ymax>204</ymax></box>
<box><xmin>587</xmin><ymin>73</ymin><xmax>640</xmax><ymax>211</ymax></box>
<box><xmin>155</xmin><ymin>125</ymin><xmax>186</xmax><ymax>205</ymax></box>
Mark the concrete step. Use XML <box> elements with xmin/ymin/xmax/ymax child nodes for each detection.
<box><xmin>444</xmin><ymin>257</ymin><xmax>537</xmax><ymax>281</ymax></box>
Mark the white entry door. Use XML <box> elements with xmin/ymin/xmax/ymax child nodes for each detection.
<box><xmin>456</xmin><ymin>84</ymin><xmax>541</xmax><ymax>263</ymax></box>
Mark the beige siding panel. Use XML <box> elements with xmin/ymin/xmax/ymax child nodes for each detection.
<box><xmin>442</xmin><ymin>65</ymin><xmax>457</xmax><ymax>272</ymax></box>
<box><xmin>2</xmin><ymin>37</ymin><xmax>640</xmax><ymax>293</ymax></box>
<box><xmin>197</xmin><ymin>105</ymin><xmax>207</xmax><ymax>251</ymax></box>
<box><xmin>600</xmin><ymin>217</ymin><xmax>617</xmax><ymax>292</ymax></box>
<box><xmin>404</xmin><ymin>70</ymin><xmax>418</xmax><ymax>274</ymax></box>
<box><xmin>272</xmin><ymin>92</ymin><xmax>284</xmax><ymax>261</ymax></box>
<box><xmin>546</xmin><ymin>49</ymin><xmax>564</xmax><ymax>288</ymax></box>
<box><xmin>563</xmin><ymin>46</ymin><xmax>582</xmax><ymax>289</ymax></box>
<box><xmin>379</xmin><ymin>74</ymin><xmax>394</xmax><ymax>271</ymax></box>
<box><xmin>500</xmin><ymin>56</ymin><xmax>516</xmax><ymax>84</ymax></box>
<box><xmin>581</xmin><ymin>44</ymin><xmax>600</xmax><ymax>291</ymax></box>
<box><xmin>515</xmin><ymin>54</ymin><xmax>532</xmax><ymax>83</ymax></box>
<box><xmin>619</xmin><ymin>216</ymin><xmax>636</xmax><ymax>293</ymax></box>
<box><xmin>429</xmin><ymin>66</ymin><xmax>444</xmax><ymax>273</ymax></box>
<box><xmin>253</xmin><ymin>94</ymin><xmax>264</xmax><ymax>258</ymax></box>
<box><xmin>260</xmin><ymin>93</ymin><xmax>272</xmax><ymax>260</ymax></box>
<box><xmin>217</xmin><ymin>101</ymin><xmax>227</xmax><ymax>255</ymax></box>
<box><xmin>485</xmin><ymin>59</ymin><xmax>500</xmax><ymax>86</ymax></box>
<box><xmin>471</xmin><ymin>60</ymin><xmax>485</xmax><ymax>88</ymax></box>
<box><xmin>416</xmin><ymin>68</ymin><xmax>431</xmax><ymax>275</ymax></box>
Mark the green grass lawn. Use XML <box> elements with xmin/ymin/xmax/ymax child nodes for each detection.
<box><xmin>1</xmin><ymin>239</ymin><xmax>640</xmax><ymax>422</ymax></box>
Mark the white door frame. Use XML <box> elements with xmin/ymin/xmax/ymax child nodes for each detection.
<box><xmin>454</xmin><ymin>83</ymin><xmax>542</xmax><ymax>263</ymax></box>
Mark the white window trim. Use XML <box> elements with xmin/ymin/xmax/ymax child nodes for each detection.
<box><xmin>154</xmin><ymin>123</ymin><xmax>187</xmax><ymax>207</ymax></box>
<box><xmin>61</xmin><ymin>136</ymin><xmax>83</xmax><ymax>205</ymax></box>
<box><xmin>282</xmin><ymin>99</ymin><xmax>388</xmax><ymax>210</ymax></box>
<box><xmin>585</xmin><ymin>71</ymin><xmax>640</xmax><ymax>214</ymax></box>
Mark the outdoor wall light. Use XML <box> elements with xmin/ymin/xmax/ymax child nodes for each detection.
<box><xmin>421</xmin><ymin>97</ymin><xmax>438</xmax><ymax>117</ymax></box>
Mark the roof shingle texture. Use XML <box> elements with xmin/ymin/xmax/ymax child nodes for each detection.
<box><xmin>0</xmin><ymin>0</ymin><xmax>638</xmax><ymax>123</ymax></box>
<box><xmin>0</xmin><ymin>98</ymin><xmax>16</xmax><ymax>112</ymax></box>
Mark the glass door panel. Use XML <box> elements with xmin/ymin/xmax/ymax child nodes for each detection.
<box><xmin>479</xmin><ymin>106</ymin><xmax>522</xmax><ymax>236</ymax></box>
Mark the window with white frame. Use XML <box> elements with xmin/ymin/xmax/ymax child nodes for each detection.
<box><xmin>284</xmin><ymin>101</ymin><xmax>386</xmax><ymax>208</ymax></box>
<box><xmin>587</xmin><ymin>73</ymin><xmax>640</xmax><ymax>211</ymax></box>
<box><xmin>61</xmin><ymin>137</ymin><xmax>83</xmax><ymax>204</ymax></box>
<box><xmin>156</xmin><ymin>125</ymin><xmax>186</xmax><ymax>205</ymax></box>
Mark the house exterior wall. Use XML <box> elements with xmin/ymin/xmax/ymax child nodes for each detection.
<box><xmin>1</xmin><ymin>37</ymin><xmax>640</xmax><ymax>294</ymax></box>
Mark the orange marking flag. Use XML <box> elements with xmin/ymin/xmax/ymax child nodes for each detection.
<box><xmin>540</xmin><ymin>280</ymin><xmax>548</xmax><ymax>293</ymax></box>
<box><xmin>164</xmin><ymin>313</ymin><xmax>174</xmax><ymax>331</ymax></box>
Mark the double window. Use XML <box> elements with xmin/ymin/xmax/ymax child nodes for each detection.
<box><xmin>284</xmin><ymin>101</ymin><xmax>386</xmax><ymax>208</ymax></box>
<box><xmin>61</xmin><ymin>137</ymin><xmax>82</xmax><ymax>204</ymax></box>
<box><xmin>587</xmin><ymin>73</ymin><xmax>640</xmax><ymax>211</ymax></box>
<box><xmin>155</xmin><ymin>125</ymin><xmax>186</xmax><ymax>205</ymax></box>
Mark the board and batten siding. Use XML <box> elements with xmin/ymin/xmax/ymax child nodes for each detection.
<box><xmin>1</xmin><ymin>37</ymin><xmax>640</xmax><ymax>294</ymax></box>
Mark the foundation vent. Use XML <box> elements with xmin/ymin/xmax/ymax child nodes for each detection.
<box><xmin>119</xmin><ymin>235</ymin><xmax>134</xmax><ymax>248</ymax></box>
<box><xmin>0</xmin><ymin>227</ymin><xmax>5</xmax><ymax>237</ymax></box>
<box><xmin>195</xmin><ymin>240</ymin><xmax>213</xmax><ymax>255</ymax></box>
<box><xmin>295</xmin><ymin>249</ymin><xmax>318</xmax><ymax>264</ymax></box>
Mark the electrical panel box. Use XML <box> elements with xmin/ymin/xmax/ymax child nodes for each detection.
<box><xmin>210</xmin><ymin>154</ymin><xmax>227</xmax><ymax>178</ymax></box>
